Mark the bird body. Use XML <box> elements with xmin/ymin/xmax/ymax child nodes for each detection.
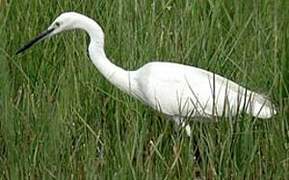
<box><xmin>132</xmin><ymin>62</ymin><xmax>275</xmax><ymax>120</ymax></box>
<box><xmin>16</xmin><ymin>12</ymin><xmax>276</xmax><ymax>136</ymax></box>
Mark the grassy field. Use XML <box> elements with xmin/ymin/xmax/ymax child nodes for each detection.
<box><xmin>1</xmin><ymin>0</ymin><xmax>289</xmax><ymax>179</ymax></box>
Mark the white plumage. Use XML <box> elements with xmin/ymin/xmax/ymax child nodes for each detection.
<box><xmin>17</xmin><ymin>12</ymin><xmax>276</xmax><ymax>136</ymax></box>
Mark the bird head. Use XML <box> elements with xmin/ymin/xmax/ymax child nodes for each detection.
<box><xmin>48</xmin><ymin>12</ymin><xmax>81</xmax><ymax>35</ymax></box>
<box><xmin>16</xmin><ymin>12</ymin><xmax>80</xmax><ymax>55</ymax></box>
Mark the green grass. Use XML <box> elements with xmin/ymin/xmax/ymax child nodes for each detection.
<box><xmin>1</xmin><ymin>0</ymin><xmax>289</xmax><ymax>179</ymax></box>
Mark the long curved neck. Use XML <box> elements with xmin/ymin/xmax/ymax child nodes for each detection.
<box><xmin>75</xmin><ymin>15</ymin><xmax>133</xmax><ymax>94</ymax></box>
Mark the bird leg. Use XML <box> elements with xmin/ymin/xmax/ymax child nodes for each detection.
<box><xmin>173</xmin><ymin>116</ymin><xmax>201</xmax><ymax>164</ymax></box>
<box><xmin>181</xmin><ymin>121</ymin><xmax>192</xmax><ymax>137</ymax></box>
<box><xmin>173</xmin><ymin>116</ymin><xmax>191</xmax><ymax>137</ymax></box>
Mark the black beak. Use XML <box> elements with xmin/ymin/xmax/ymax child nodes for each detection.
<box><xmin>16</xmin><ymin>28</ymin><xmax>55</xmax><ymax>55</ymax></box>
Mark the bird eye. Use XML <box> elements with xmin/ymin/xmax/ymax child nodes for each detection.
<box><xmin>55</xmin><ymin>22</ymin><xmax>60</xmax><ymax>27</ymax></box>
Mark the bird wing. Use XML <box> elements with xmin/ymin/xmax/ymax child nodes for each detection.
<box><xmin>134</xmin><ymin>61</ymin><xmax>274</xmax><ymax>119</ymax></box>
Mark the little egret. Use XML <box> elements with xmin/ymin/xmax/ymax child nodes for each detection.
<box><xmin>16</xmin><ymin>12</ymin><xmax>276</xmax><ymax>136</ymax></box>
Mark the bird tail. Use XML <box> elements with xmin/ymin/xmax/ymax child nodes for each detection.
<box><xmin>245</xmin><ymin>92</ymin><xmax>276</xmax><ymax>119</ymax></box>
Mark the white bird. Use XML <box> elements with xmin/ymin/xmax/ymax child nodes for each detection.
<box><xmin>16</xmin><ymin>12</ymin><xmax>276</xmax><ymax>136</ymax></box>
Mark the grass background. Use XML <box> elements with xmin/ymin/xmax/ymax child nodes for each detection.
<box><xmin>1</xmin><ymin>0</ymin><xmax>289</xmax><ymax>179</ymax></box>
